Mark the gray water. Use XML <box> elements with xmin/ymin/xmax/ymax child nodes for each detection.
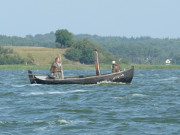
<box><xmin>0</xmin><ymin>69</ymin><xmax>180</xmax><ymax>135</ymax></box>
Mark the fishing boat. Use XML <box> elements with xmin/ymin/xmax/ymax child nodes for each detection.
<box><xmin>28</xmin><ymin>51</ymin><xmax>134</xmax><ymax>85</ymax></box>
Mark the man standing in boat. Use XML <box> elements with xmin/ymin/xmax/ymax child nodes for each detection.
<box><xmin>112</xmin><ymin>61</ymin><xmax>121</xmax><ymax>73</ymax></box>
<box><xmin>50</xmin><ymin>57</ymin><xmax>64</xmax><ymax>79</ymax></box>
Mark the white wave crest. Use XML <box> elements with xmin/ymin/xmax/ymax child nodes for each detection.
<box><xmin>12</xmin><ymin>84</ymin><xmax>42</xmax><ymax>88</ymax></box>
<box><xmin>31</xmin><ymin>84</ymin><xmax>42</xmax><ymax>86</ymax></box>
<box><xmin>11</xmin><ymin>84</ymin><xmax>26</xmax><ymax>88</ymax></box>
<box><xmin>28</xmin><ymin>92</ymin><xmax>45</xmax><ymax>95</ymax></box>
<box><xmin>26</xmin><ymin>91</ymin><xmax>64</xmax><ymax>96</ymax></box>
<box><xmin>113</xmin><ymin>97</ymin><xmax>124</xmax><ymax>99</ymax></box>
<box><xmin>97</xmin><ymin>81</ymin><xmax>126</xmax><ymax>85</ymax></box>
<box><xmin>22</xmin><ymin>89</ymin><xmax>89</xmax><ymax>96</ymax></box>
<box><xmin>131</xmin><ymin>93</ymin><xmax>145</xmax><ymax>97</ymax></box>
<box><xmin>113</xmin><ymin>93</ymin><xmax>146</xmax><ymax>99</ymax></box>
<box><xmin>47</xmin><ymin>91</ymin><xmax>65</xmax><ymax>95</ymax></box>
<box><xmin>70</xmin><ymin>89</ymin><xmax>89</xmax><ymax>93</ymax></box>
<box><xmin>162</xmin><ymin>77</ymin><xmax>178</xmax><ymax>81</ymax></box>
<box><xmin>57</xmin><ymin>119</ymin><xmax>70</xmax><ymax>125</ymax></box>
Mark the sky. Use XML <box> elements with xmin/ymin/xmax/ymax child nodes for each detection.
<box><xmin>0</xmin><ymin>0</ymin><xmax>180</xmax><ymax>38</ymax></box>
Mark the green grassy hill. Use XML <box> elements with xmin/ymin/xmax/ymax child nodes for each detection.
<box><xmin>4</xmin><ymin>46</ymin><xmax>76</xmax><ymax>65</ymax></box>
<box><xmin>1</xmin><ymin>46</ymin><xmax>180</xmax><ymax>70</ymax></box>
<box><xmin>1</xmin><ymin>46</ymin><xmax>104</xmax><ymax>70</ymax></box>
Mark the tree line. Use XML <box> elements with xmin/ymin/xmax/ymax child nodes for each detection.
<box><xmin>55</xmin><ymin>29</ymin><xmax>120</xmax><ymax>64</ymax></box>
<box><xmin>0</xmin><ymin>34</ymin><xmax>55</xmax><ymax>48</ymax></box>
<box><xmin>1</xmin><ymin>30</ymin><xmax>180</xmax><ymax>65</ymax></box>
<box><xmin>55</xmin><ymin>30</ymin><xmax>180</xmax><ymax>65</ymax></box>
<box><xmin>74</xmin><ymin>35</ymin><xmax>180</xmax><ymax>65</ymax></box>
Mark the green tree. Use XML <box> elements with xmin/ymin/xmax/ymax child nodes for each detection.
<box><xmin>65</xmin><ymin>38</ymin><xmax>120</xmax><ymax>64</ymax></box>
<box><xmin>65</xmin><ymin>48</ymin><xmax>82</xmax><ymax>61</ymax></box>
<box><xmin>55</xmin><ymin>29</ymin><xmax>73</xmax><ymax>48</ymax></box>
<box><xmin>65</xmin><ymin>39</ymin><xmax>100</xmax><ymax>64</ymax></box>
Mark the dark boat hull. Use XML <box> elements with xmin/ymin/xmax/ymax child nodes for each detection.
<box><xmin>28</xmin><ymin>66</ymin><xmax>134</xmax><ymax>85</ymax></box>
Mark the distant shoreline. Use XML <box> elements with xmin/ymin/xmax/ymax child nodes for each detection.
<box><xmin>1</xmin><ymin>46</ymin><xmax>180</xmax><ymax>70</ymax></box>
<box><xmin>0</xmin><ymin>64</ymin><xmax>180</xmax><ymax>70</ymax></box>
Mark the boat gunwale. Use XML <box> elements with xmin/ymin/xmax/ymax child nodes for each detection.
<box><xmin>34</xmin><ymin>66</ymin><xmax>134</xmax><ymax>81</ymax></box>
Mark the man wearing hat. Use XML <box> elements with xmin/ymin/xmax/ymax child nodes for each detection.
<box><xmin>112</xmin><ymin>61</ymin><xmax>121</xmax><ymax>73</ymax></box>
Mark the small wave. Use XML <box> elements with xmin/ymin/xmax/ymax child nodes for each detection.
<box><xmin>113</xmin><ymin>97</ymin><xmax>124</xmax><ymax>99</ymax></box>
<box><xmin>11</xmin><ymin>84</ymin><xmax>27</xmax><ymax>88</ymax></box>
<box><xmin>71</xmin><ymin>120</ymin><xmax>91</xmax><ymax>125</ymax></box>
<box><xmin>11</xmin><ymin>84</ymin><xmax>42</xmax><ymax>88</ymax></box>
<box><xmin>131</xmin><ymin>93</ymin><xmax>145</xmax><ymax>97</ymax></box>
<box><xmin>28</xmin><ymin>92</ymin><xmax>46</xmax><ymax>96</ymax></box>
<box><xmin>70</xmin><ymin>89</ymin><xmax>89</xmax><ymax>93</ymax></box>
<box><xmin>33</xmin><ymin>119</ymin><xmax>70</xmax><ymax>132</ymax></box>
<box><xmin>22</xmin><ymin>89</ymin><xmax>89</xmax><ymax>96</ymax></box>
<box><xmin>113</xmin><ymin>93</ymin><xmax>146</xmax><ymax>99</ymax></box>
<box><xmin>24</xmin><ymin>91</ymin><xmax>64</xmax><ymax>96</ymax></box>
<box><xmin>30</xmin><ymin>84</ymin><xmax>42</xmax><ymax>86</ymax></box>
<box><xmin>25</xmin><ymin>120</ymin><xmax>47</xmax><ymax>126</ymax></box>
<box><xmin>0</xmin><ymin>121</ymin><xmax>18</xmax><ymax>126</ymax></box>
<box><xmin>34</xmin><ymin>126</ymin><xmax>47</xmax><ymax>131</ymax></box>
<box><xmin>21</xmin><ymin>92</ymin><xmax>43</xmax><ymax>96</ymax></box>
<box><xmin>158</xmin><ymin>77</ymin><xmax>179</xmax><ymax>82</ymax></box>
<box><xmin>97</xmin><ymin>81</ymin><xmax>126</xmax><ymax>85</ymax></box>
<box><xmin>47</xmin><ymin>91</ymin><xmax>65</xmax><ymax>95</ymax></box>
<box><xmin>56</xmin><ymin>119</ymin><xmax>70</xmax><ymax>125</ymax></box>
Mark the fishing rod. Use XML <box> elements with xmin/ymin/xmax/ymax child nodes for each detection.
<box><xmin>59</xmin><ymin>54</ymin><xmax>64</xmax><ymax>79</ymax></box>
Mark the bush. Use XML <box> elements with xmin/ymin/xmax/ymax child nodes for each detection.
<box><xmin>65</xmin><ymin>39</ymin><xmax>121</xmax><ymax>65</ymax></box>
<box><xmin>55</xmin><ymin>29</ymin><xmax>73</xmax><ymax>48</ymax></box>
<box><xmin>65</xmin><ymin>39</ymin><xmax>100</xmax><ymax>64</ymax></box>
<box><xmin>0</xmin><ymin>47</ymin><xmax>25</xmax><ymax>65</ymax></box>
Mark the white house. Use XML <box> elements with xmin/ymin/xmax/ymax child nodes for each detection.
<box><xmin>165</xmin><ymin>59</ymin><xmax>171</xmax><ymax>65</ymax></box>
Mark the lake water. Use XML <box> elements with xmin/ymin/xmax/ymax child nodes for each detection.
<box><xmin>0</xmin><ymin>69</ymin><xmax>180</xmax><ymax>135</ymax></box>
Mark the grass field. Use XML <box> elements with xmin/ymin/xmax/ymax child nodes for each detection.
<box><xmin>1</xmin><ymin>46</ymin><xmax>180</xmax><ymax>70</ymax></box>
<box><xmin>3</xmin><ymin>46</ymin><xmax>77</xmax><ymax>65</ymax></box>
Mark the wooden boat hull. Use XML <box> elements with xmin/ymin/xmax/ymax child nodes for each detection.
<box><xmin>28</xmin><ymin>66</ymin><xmax>134</xmax><ymax>85</ymax></box>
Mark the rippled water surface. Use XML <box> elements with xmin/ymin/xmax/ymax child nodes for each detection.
<box><xmin>0</xmin><ymin>69</ymin><xmax>180</xmax><ymax>135</ymax></box>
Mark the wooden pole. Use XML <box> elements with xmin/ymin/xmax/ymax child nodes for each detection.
<box><xmin>59</xmin><ymin>54</ymin><xmax>64</xmax><ymax>79</ymax></box>
<box><xmin>93</xmin><ymin>50</ymin><xmax>100</xmax><ymax>75</ymax></box>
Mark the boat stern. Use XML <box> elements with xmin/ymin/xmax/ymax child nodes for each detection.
<box><xmin>28</xmin><ymin>70</ymin><xmax>36</xmax><ymax>84</ymax></box>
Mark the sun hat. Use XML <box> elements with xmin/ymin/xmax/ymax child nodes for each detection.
<box><xmin>112</xmin><ymin>61</ymin><xmax>116</xmax><ymax>64</ymax></box>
